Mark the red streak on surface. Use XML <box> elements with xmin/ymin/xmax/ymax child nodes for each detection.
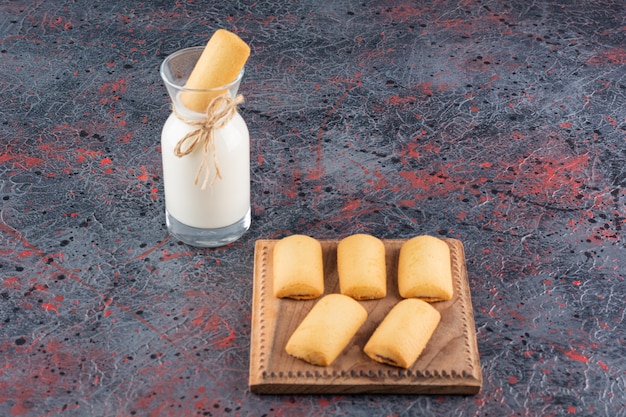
<box><xmin>416</xmin><ymin>81</ymin><xmax>433</xmax><ymax>96</ymax></box>
<box><xmin>0</xmin><ymin>153</ymin><xmax>44</xmax><ymax>168</ymax></box>
<box><xmin>4</xmin><ymin>276</ymin><xmax>20</xmax><ymax>287</ymax></box>
<box><xmin>285</xmin><ymin>168</ymin><xmax>301</xmax><ymax>199</ymax></box>
<box><xmin>387</xmin><ymin>95</ymin><xmax>417</xmax><ymax>105</ymax></box>
<box><xmin>11</xmin><ymin>402</ymin><xmax>30</xmax><ymax>416</ymax></box>
<box><xmin>160</xmin><ymin>249</ymin><xmax>194</xmax><ymax>262</ymax></box>
<box><xmin>215</xmin><ymin>319</ymin><xmax>236</xmax><ymax>348</ymax></box>
<box><xmin>191</xmin><ymin>308</ymin><xmax>206</xmax><ymax>326</ymax></box>
<box><xmin>42</xmin><ymin>303</ymin><xmax>59</xmax><ymax>313</ymax></box>
<box><xmin>405</xmin><ymin>142</ymin><xmax>421</xmax><ymax>159</ymax></box>
<box><xmin>318</xmin><ymin>398</ymin><xmax>330</xmax><ymax>407</ymax></box>
<box><xmin>204</xmin><ymin>315</ymin><xmax>220</xmax><ymax>332</ymax></box>
<box><xmin>99</xmin><ymin>78</ymin><xmax>128</xmax><ymax>94</ymax></box>
<box><xmin>118</xmin><ymin>132</ymin><xmax>132</xmax><ymax>143</ymax></box>
<box><xmin>75</xmin><ymin>148</ymin><xmax>103</xmax><ymax>163</ymax></box>
<box><xmin>509</xmin><ymin>150</ymin><xmax>590</xmax><ymax>205</ymax></box>
<box><xmin>398</xmin><ymin>169</ymin><xmax>458</xmax><ymax>199</ymax></box>
<box><xmin>587</xmin><ymin>47</ymin><xmax>626</xmax><ymax>64</ymax></box>
<box><xmin>366</xmin><ymin>169</ymin><xmax>391</xmax><ymax>191</ymax></box>
<box><xmin>605</xmin><ymin>115</ymin><xmax>617</xmax><ymax>126</ymax></box>
<box><xmin>342</xmin><ymin>199</ymin><xmax>361</xmax><ymax>212</ymax></box>
<box><xmin>507</xmin><ymin>308</ymin><xmax>527</xmax><ymax>323</ymax></box>
<box><xmin>136</xmin><ymin>165</ymin><xmax>149</xmax><ymax>181</ymax></box>
<box><xmin>563</xmin><ymin>349</ymin><xmax>589</xmax><ymax>363</ymax></box>
<box><xmin>17</xmin><ymin>250</ymin><xmax>33</xmax><ymax>259</ymax></box>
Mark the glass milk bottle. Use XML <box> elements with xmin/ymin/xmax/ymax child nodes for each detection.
<box><xmin>159</xmin><ymin>46</ymin><xmax>250</xmax><ymax>247</ymax></box>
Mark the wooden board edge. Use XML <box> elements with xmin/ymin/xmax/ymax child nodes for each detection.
<box><xmin>447</xmin><ymin>239</ymin><xmax>483</xmax><ymax>385</ymax></box>
<box><xmin>250</xmin><ymin>376</ymin><xmax>482</xmax><ymax>395</ymax></box>
<box><xmin>248</xmin><ymin>240</ymin><xmax>270</xmax><ymax>388</ymax></box>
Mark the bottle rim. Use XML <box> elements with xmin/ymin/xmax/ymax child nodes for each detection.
<box><xmin>160</xmin><ymin>46</ymin><xmax>245</xmax><ymax>93</ymax></box>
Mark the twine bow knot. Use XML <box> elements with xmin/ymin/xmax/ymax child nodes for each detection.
<box><xmin>173</xmin><ymin>94</ymin><xmax>244</xmax><ymax>189</ymax></box>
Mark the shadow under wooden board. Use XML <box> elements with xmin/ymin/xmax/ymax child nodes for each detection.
<box><xmin>249</xmin><ymin>238</ymin><xmax>482</xmax><ymax>395</ymax></box>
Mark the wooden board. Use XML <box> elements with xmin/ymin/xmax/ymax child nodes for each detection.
<box><xmin>249</xmin><ymin>238</ymin><xmax>482</xmax><ymax>395</ymax></box>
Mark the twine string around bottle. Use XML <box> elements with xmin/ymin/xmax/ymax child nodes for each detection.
<box><xmin>173</xmin><ymin>94</ymin><xmax>244</xmax><ymax>190</ymax></box>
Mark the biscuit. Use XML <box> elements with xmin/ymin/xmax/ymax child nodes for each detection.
<box><xmin>398</xmin><ymin>235</ymin><xmax>453</xmax><ymax>302</ymax></box>
<box><xmin>273</xmin><ymin>235</ymin><xmax>324</xmax><ymax>300</ymax></box>
<box><xmin>337</xmin><ymin>234</ymin><xmax>386</xmax><ymax>300</ymax></box>
<box><xmin>181</xmin><ymin>29</ymin><xmax>250</xmax><ymax>112</ymax></box>
<box><xmin>285</xmin><ymin>294</ymin><xmax>368</xmax><ymax>366</ymax></box>
<box><xmin>364</xmin><ymin>298</ymin><xmax>441</xmax><ymax>368</ymax></box>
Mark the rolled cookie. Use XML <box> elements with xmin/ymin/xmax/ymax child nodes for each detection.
<box><xmin>398</xmin><ymin>235</ymin><xmax>453</xmax><ymax>302</ymax></box>
<box><xmin>337</xmin><ymin>234</ymin><xmax>386</xmax><ymax>300</ymax></box>
<box><xmin>273</xmin><ymin>235</ymin><xmax>324</xmax><ymax>300</ymax></box>
<box><xmin>181</xmin><ymin>29</ymin><xmax>250</xmax><ymax>112</ymax></box>
<box><xmin>364</xmin><ymin>298</ymin><xmax>441</xmax><ymax>368</ymax></box>
<box><xmin>286</xmin><ymin>294</ymin><xmax>367</xmax><ymax>366</ymax></box>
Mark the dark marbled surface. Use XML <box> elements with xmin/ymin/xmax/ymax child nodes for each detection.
<box><xmin>1</xmin><ymin>0</ymin><xmax>624</xmax><ymax>416</ymax></box>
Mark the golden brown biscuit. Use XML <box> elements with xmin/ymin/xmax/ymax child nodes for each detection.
<box><xmin>273</xmin><ymin>235</ymin><xmax>324</xmax><ymax>300</ymax></box>
<box><xmin>364</xmin><ymin>298</ymin><xmax>441</xmax><ymax>368</ymax></box>
<box><xmin>398</xmin><ymin>235</ymin><xmax>453</xmax><ymax>301</ymax></box>
<box><xmin>181</xmin><ymin>29</ymin><xmax>250</xmax><ymax>112</ymax></box>
<box><xmin>285</xmin><ymin>294</ymin><xmax>368</xmax><ymax>366</ymax></box>
<box><xmin>337</xmin><ymin>234</ymin><xmax>386</xmax><ymax>300</ymax></box>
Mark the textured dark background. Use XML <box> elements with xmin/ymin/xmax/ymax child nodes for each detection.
<box><xmin>1</xmin><ymin>1</ymin><xmax>624</xmax><ymax>416</ymax></box>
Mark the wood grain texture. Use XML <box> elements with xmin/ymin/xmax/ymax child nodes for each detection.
<box><xmin>249</xmin><ymin>238</ymin><xmax>482</xmax><ymax>395</ymax></box>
